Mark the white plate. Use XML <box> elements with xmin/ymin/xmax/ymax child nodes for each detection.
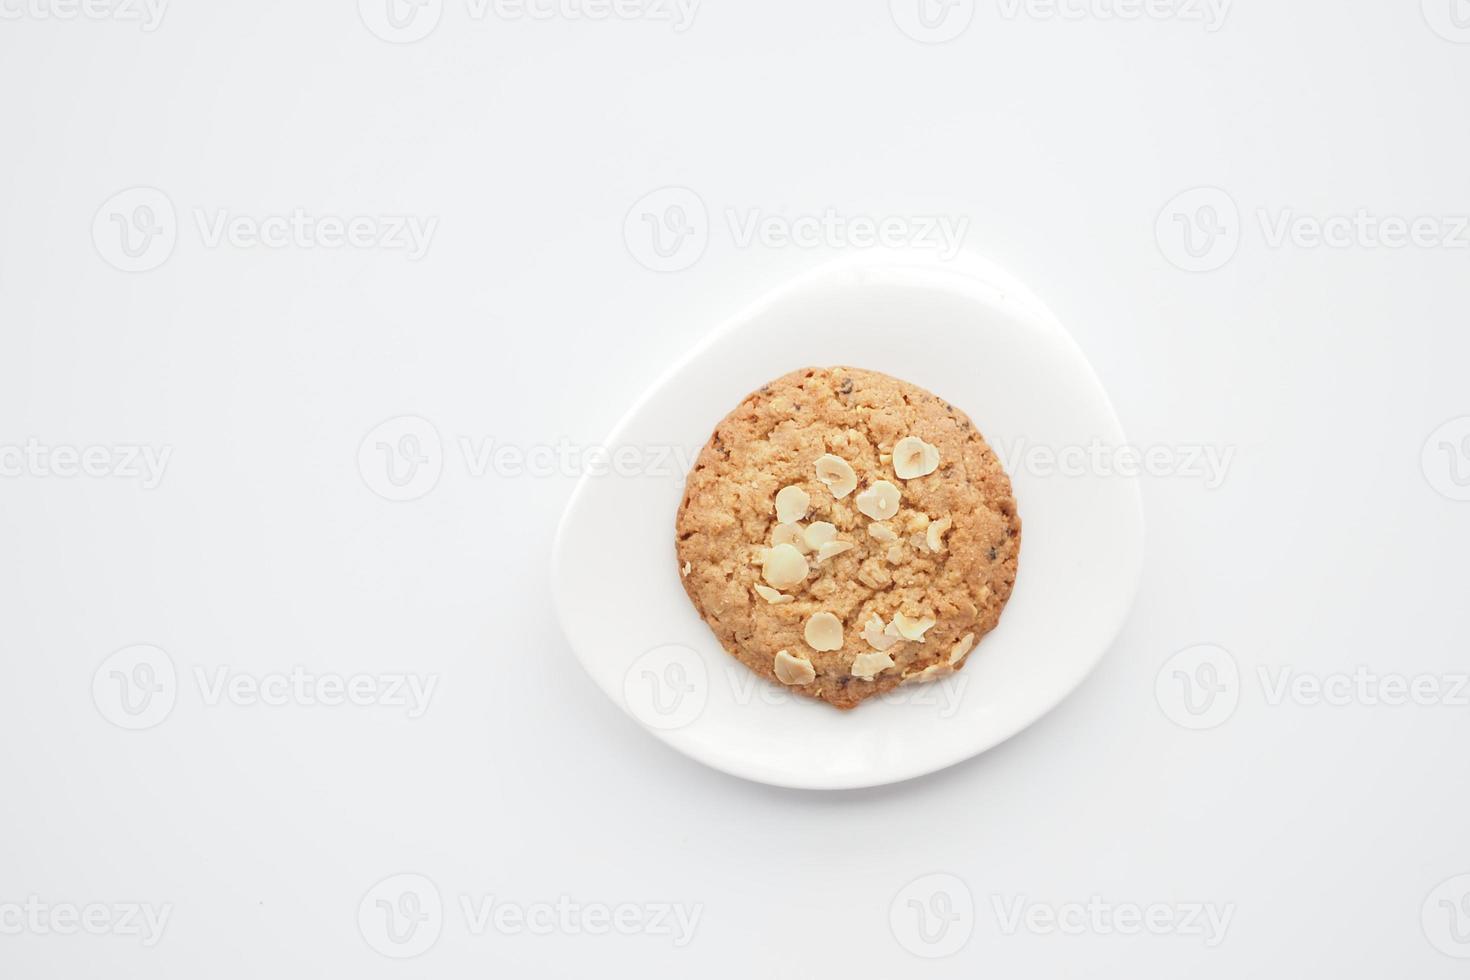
<box><xmin>552</xmin><ymin>251</ymin><xmax>1143</xmax><ymax>790</ymax></box>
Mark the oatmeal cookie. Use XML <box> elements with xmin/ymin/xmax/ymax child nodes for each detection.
<box><xmin>674</xmin><ymin>366</ymin><xmax>1020</xmax><ymax>710</ymax></box>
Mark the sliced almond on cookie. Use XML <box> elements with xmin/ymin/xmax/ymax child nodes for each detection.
<box><xmin>803</xmin><ymin>611</ymin><xmax>844</xmax><ymax>652</ymax></box>
<box><xmin>814</xmin><ymin>454</ymin><xmax>858</xmax><ymax>499</ymax></box>
<box><xmin>862</xmin><ymin>614</ymin><xmax>900</xmax><ymax>651</ymax></box>
<box><xmin>867</xmin><ymin>522</ymin><xmax>898</xmax><ymax>543</ymax></box>
<box><xmin>902</xmin><ymin>663</ymin><xmax>953</xmax><ymax>685</ymax></box>
<box><xmin>816</xmin><ymin>540</ymin><xmax>854</xmax><ymax>563</ymax></box>
<box><xmin>893</xmin><ymin>436</ymin><xmax>940</xmax><ymax>479</ymax></box>
<box><xmin>773</xmin><ymin>650</ymin><xmax>816</xmax><ymax>685</ymax></box>
<box><xmin>926</xmin><ymin>516</ymin><xmax>953</xmax><ymax>553</ymax></box>
<box><xmin>949</xmin><ymin>632</ymin><xmax>976</xmax><ymax>666</ymax></box>
<box><xmin>851</xmin><ymin>651</ymin><xmax>896</xmax><ymax>680</ymax></box>
<box><xmin>753</xmin><ymin>584</ymin><xmax>794</xmax><ymax>605</ymax></box>
<box><xmin>775</xmin><ymin>485</ymin><xmax>810</xmax><ymax>524</ymax></box>
<box><xmin>855</xmin><ymin>480</ymin><xmax>901</xmax><ymax>521</ymax></box>
<box><xmin>888</xmin><ymin>613</ymin><xmax>936</xmax><ymax>642</ymax></box>
<box><xmin>802</xmin><ymin>521</ymin><xmax>837</xmax><ymax>550</ymax></box>
<box><xmin>771</xmin><ymin>522</ymin><xmax>807</xmax><ymax>552</ymax></box>
<box><xmin>760</xmin><ymin>543</ymin><xmax>809</xmax><ymax>590</ymax></box>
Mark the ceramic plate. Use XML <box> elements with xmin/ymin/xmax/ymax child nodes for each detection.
<box><xmin>552</xmin><ymin>251</ymin><xmax>1143</xmax><ymax>789</ymax></box>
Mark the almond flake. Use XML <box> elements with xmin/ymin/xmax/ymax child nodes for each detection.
<box><xmin>814</xmin><ymin>454</ymin><xmax>858</xmax><ymax>499</ymax></box>
<box><xmin>851</xmin><ymin>651</ymin><xmax>895</xmax><ymax>680</ymax></box>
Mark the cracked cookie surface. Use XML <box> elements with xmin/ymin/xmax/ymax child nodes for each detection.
<box><xmin>675</xmin><ymin>366</ymin><xmax>1021</xmax><ymax>710</ymax></box>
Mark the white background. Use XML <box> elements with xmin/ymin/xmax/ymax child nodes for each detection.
<box><xmin>2</xmin><ymin>0</ymin><xmax>1469</xmax><ymax>976</ymax></box>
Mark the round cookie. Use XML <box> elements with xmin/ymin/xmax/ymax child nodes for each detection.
<box><xmin>675</xmin><ymin>366</ymin><xmax>1021</xmax><ymax>710</ymax></box>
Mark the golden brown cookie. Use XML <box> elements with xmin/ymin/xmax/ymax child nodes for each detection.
<box><xmin>675</xmin><ymin>366</ymin><xmax>1020</xmax><ymax>710</ymax></box>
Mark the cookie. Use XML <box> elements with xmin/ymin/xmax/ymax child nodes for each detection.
<box><xmin>674</xmin><ymin>366</ymin><xmax>1021</xmax><ymax>710</ymax></box>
